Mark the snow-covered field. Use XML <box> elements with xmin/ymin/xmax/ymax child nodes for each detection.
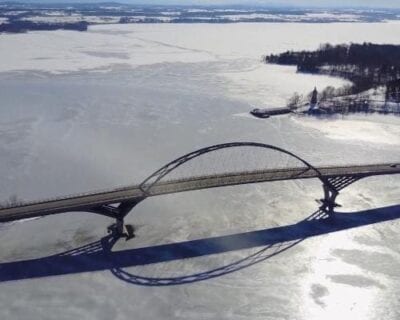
<box><xmin>0</xmin><ymin>22</ymin><xmax>399</xmax><ymax>319</ymax></box>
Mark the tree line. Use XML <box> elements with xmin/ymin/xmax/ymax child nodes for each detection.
<box><xmin>0</xmin><ymin>21</ymin><xmax>88</xmax><ymax>33</ymax></box>
<box><xmin>265</xmin><ymin>43</ymin><xmax>400</xmax><ymax>97</ymax></box>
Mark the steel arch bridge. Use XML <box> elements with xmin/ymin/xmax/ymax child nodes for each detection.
<box><xmin>0</xmin><ymin>142</ymin><xmax>399</xmax><ymax>238</ymax></box>
<box><xmin>139</xmin><ymin>142</ymin><xmax>326</xmax><ymax>192</ymax></box>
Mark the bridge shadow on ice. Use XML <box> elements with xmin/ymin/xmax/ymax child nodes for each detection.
<box><xmin>0</xmin><ymin>205</ymin><xmax>399</xmax><ymax>286</ymax></box>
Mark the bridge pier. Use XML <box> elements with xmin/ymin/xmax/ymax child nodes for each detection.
<box><xmin>320</xmin><ymin>184</ymin><xmax>339</xmax><ymax>216</ymax></box>
<box><xmin>114</xmin><ymin>216</ymin><xmax>125</xmax><ymax>237</ymax></box>
<box><xmin>89</xmin><ymin>197</ymin><xmax>146</xmax><ymax>239</ymax></box>
<box><xmin>318</xmin><ymin>175</ymin><xmax>362</xmax><ymax>217</ymax></box>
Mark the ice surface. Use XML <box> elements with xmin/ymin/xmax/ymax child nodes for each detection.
<box><xmin>0</xmin><ymin>22</ymin><xmax>399</xmax><ymax>320</ymax></box>
<box><xmin>293</xmin><ymin>115</ymin><xmax>400</xmax><ymax>146</ymax></box>
<box><xmin>2</xmin><ymin>22</ymin><xmax>400</xmax><ymax>74</ymax></box>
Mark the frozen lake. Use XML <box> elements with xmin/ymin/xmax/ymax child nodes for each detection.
<box><xmin>0</xmin><ymin>22</ymin><xmax>399</xmax><ymax>319</ymax></box>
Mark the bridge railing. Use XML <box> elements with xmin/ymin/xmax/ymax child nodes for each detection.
<box><xmin>139</xmin><ymin>142</ymin><xmax>326</xmax><ymax>194</ymax></box>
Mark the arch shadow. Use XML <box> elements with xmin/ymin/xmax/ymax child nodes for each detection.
<box><xmin>0</xmin><ymin>205</ymin><xmax>399</xmax><ymax>285</ymax></box>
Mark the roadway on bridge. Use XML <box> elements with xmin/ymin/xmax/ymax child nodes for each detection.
<box><xmin>0</xmin><ymin>163</ymin><xmax>399</xmax><ymax>223</ymax></box>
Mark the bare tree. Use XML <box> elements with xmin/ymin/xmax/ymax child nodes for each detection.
<box><xmin>287</xmin><ymin>92</ymin><xmax>303</xmax><ymax>110</ymax></box>
<box><xmin>320</xmin><ymin>86</ymin><xmax>336</xmax><ymax>101</ymax></box>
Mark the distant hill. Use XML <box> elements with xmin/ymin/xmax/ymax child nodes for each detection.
<box><xmin>1</xmin><ymin>3</ymin><xmax>400</xmax><ymax>33</ymax></box>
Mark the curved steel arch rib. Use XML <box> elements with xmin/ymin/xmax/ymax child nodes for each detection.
<box><xmin>139</xmin><ymin>142</ymin><xmax>331</xmax><ymax>194</ymax></box>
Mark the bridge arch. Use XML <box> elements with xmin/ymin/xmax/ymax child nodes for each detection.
<box><xmin>139</xmin><ymin>142</ymin><xmax>330</xmax><ymax>194</ymax></box>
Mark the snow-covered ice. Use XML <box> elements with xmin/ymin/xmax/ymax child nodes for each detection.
<box><xmin>0</xmin><ymin>22</ymin><xmax>399</xmax><ymax>320</ymax></box>
<box><xmin>293</xmin><ymin>115</ymin><xmax>400</xmax><ymax>146</ymax></box>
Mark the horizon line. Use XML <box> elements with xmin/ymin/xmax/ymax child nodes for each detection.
<box><xmin>1</xmin><ymin>1</ymin><xmax>399</xmax><ymax>10</ymax></box>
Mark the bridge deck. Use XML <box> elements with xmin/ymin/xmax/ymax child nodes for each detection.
<box><xmin>0</xmin><ymin>163</ymin><xmax>399</xmax><ymax>223</ymax></box>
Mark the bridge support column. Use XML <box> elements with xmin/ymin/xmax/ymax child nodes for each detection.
<box><xmin>115</xmin><ymin>216</ymin><xmax>125</xmax><ymax>237</ymax></box>
<box><xmin>320</xmin><ymin>184</ymin><xmax>339</xmax><ymax>217</ymax></box>
<box><xmin>89</xmin><ymin>197</ymin><xmax>146</xmax><ymax>240</ymax></box>
<box><xmin>110</xmin><ymin>198</ymin><xmax>145</xmax><ymax>239</ymax></box>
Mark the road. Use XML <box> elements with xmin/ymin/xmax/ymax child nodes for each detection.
<box><xmin>0</xmin><ymin>163</ymin><xmax>399</xmax><ymax>223</ymax></box>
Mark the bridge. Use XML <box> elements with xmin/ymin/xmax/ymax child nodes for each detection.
<box><xmin>0</xmin><ymin>142</ymin><xmax>399</xmax><ymax>238</ymax></box>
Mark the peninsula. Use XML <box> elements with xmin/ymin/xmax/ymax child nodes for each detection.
<box><xmin>265</xmin><ymin>43</ymin><xmax>400</xmax><ymax>114</ymax></box>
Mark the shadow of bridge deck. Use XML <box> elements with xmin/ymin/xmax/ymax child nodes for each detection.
<box><xmin>0</xmin><ymin>205</ymin><xmax>399</xmax><ymax>286</ymax></box>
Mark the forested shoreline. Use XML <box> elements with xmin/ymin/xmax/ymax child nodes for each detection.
<box><xmin>0</xmin><ymin>21</ymin><xmax>88</xmax><ymax>33</ymax></box>
<box><xmin>266</xmin><ymin>43</ymin><xmax>400</xmax><ymax>98</ymax></box>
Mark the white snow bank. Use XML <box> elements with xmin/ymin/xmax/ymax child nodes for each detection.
<box><xmin>294</xmin><ymin>116</ymin><xmax>400</xmax><ymax>145</ymax></box>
